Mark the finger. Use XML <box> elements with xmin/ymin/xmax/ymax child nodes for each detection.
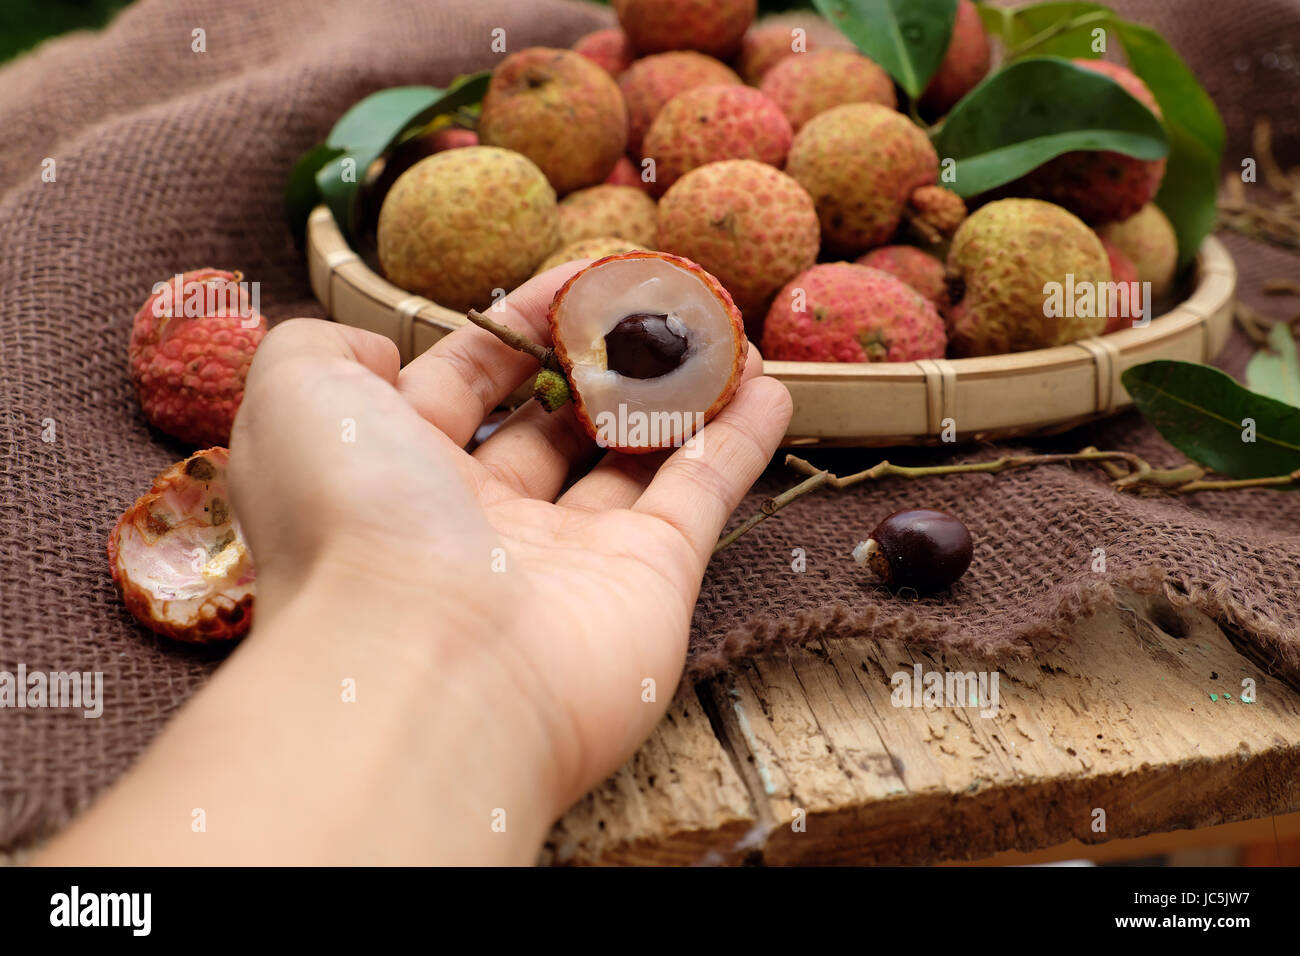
<box><xmin>632</xmin><ymin>375</ymin><xmax>792</xmax><ymax>563</ymax></box>
<box><xmin>471</xmin><ymin>400</ymin><xmax>597</xmax><ymax>502</ymax></box>
<box><xmin>557</xmin><ymin>342</ymin><xmax>766</xmax><ymax>512</ymax></box>
<box><xmin>246</xmin><ymin>317</ymin><xmax>401</xmax><ymax>389</ymax></box>
<box><xmin>395</xmin><ymin>267</ymin><xmax>579</xmax><ymax>446</ymax></box>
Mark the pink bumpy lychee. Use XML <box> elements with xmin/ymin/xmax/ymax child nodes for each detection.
<box><xmin>618</xmin><ymin>51</ymin><xmax>742</xmax><ymax>156</ymax></box>
<box><xmin>605</xmin><ymin>155</ymin><xmax>650</xmax><ymax>190</ymax></box>
<box><xmin>762</xmin><ymin>263</ymin><xmax>947</xmax><ymax>363</ymax></box>
<box><xmin>737</xmin><ymin>22</ymin><xmax>819</xmax><ymax>84</ymax></box>
<box><xmin>643</xmin><ymin>85</ymin><xmax>793</xmax><ymax>196</ymax></box>
<box><xmin>615</xmin><ymin>0</ymin><xmax>755</xmax><ymax>60</ymax></box>
<box><xmin>760</xmin><ymin>49</ymin><xmax>896</xmax><ymax>130</ymax></box>
<box><xmin>856</xmin><ymin>246</ymin><xmax>947</xmax><ymax>307</ymax></box>
<box><xmin>128</xmin><ymin>268</ymin><xmax>267</xmax><ymax>447</ymax></box>
<box><xmin>1016</xmin><ymin>60</ymin><xmax>1166</xmax><ymax>224</ymax></box>
<box><xmin>919</xmin><ymin>0</ymin><xmax>991</xmax><ymax>116</ymax></box>
<box><xmin>573</xmin><ymin>28</ymin><xmax>636</xmax><ymax>75</ymax></box>
<box><xmin>1100</xmin><ymin>238</ymin><xmax>1141</xmax><ymax>334</ymax></box>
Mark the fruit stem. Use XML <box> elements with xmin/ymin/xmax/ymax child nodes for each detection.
<box><xmin>465</xmin><ymin>309</ymin><xmax>562</xmax><ymax>372</ymax></box>
<box><xmin>711</xmin><ymin>448</ymin><xmax>1300</xmax><ymax>552</ymax></box>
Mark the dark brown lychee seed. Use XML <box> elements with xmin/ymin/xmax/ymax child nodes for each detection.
<box><xmin>856</xmin><ymin>509</ymin><xmax>973</xmax><ymax>594</ymax></box>
<box><xmin>604</xmin><ymin>312</ymin><xmax>688</xmax><ymax>379</ymax></box>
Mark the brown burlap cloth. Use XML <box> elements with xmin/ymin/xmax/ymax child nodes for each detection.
<box><xmin>1</xmin><ymin>0</ymin><xmax>1298</xmax><ymax>850</ymax></box>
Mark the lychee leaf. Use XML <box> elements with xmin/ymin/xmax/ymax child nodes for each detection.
<box><xmin>1115</xmin><ymin>21</ymin><xmax>1225</xmax><ymax>271</ymax></box>
<box><xmin>1122</xmin><ymin>360</ymin><xmax>1300</xmax><ymax>480</ymax></box>
<box><xmin>930</xmin><ymin>57</ymin><xmax>1168</xmax><ymax>197</ymax></box>
<box><xmin>1246</xmin><ymin>323</ymin><xmax>1300</xmax><ymax>410</ymax></box>
<box><xmin>986</xmin><ymin>2</ymin><xmax>1116</xmax><ymax>61</ymax></box>
<box><xmin>285</xmin><ymin>144</ymin><xmax>344</xmax><ymax>243</ymax></box>
<box><xmin>813</xmin><ymin>0</ymin><xmax>959</xmax><ymax>98</ymax></box>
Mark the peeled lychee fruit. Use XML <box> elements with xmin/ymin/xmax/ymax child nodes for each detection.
<box><xmin>129</xmin><ymin>268</ymin><xmax>267</xmax><ymax>447</ymax></box>
<box><xmin>573</xmin><ymin>28</ymin><xmax>635</xmax><ymax>75</ymax></box>
<box><xmin>759</xmin><ymin>49</ymin><xmax>896</xmax><ymax>131</ymax></box>
<box><xmin>107</xmin><ymin>447</ymin><xmax>254</xmax><ymax>643</ymax></box>
<box><xmin>1014</xmin><ymin>60</ymin><xmax>1166</xmax><ymax>224</ymax></box>
<box><xmin>761</xmin><ymin>263</ymin><xmax>946</xmax><ymax>363</ymax></box>
<box><xmin>547</xmin><ymin>251</ymin><xmax>747</xmax><ymax>453</ymax></box>
<box><xmin>618</xmin><ymin>51</ymin><xmax>742</xmax><ymax>157</ymax></box>
<box><xmin>1100</xmin><ymin>238</ymin><xmax>1141</xmax><ymax>334</ymax></box>
<box><xmin>479</xmin><ymin>47</ymin><xmax>628</xmax><ymax>194</ymax></box>
<box><xmin>1099</xmin><ymin>203</ymin><xmax>1178</xmax><ymax>298</ymax></box>
<box><xmin>945</xmin><ymin>198</ymin><xmax>1112</xmax><ymax>356</ymax></box>
<box><xmin>786</xmin><ymin>103</ymin><xmax>939</xmax><ymax>254</ymax></box>
<box><xmin>614</xmin><ymin>0</ymin><xmax>755</xmax><ymax>60</ymax></box>
<box><xmin>378</xmin><ymin>146</ymin><xmax>559</xmax><ymax>311</ymax></box>
<box><xmin>557</xmin><ymin>184</ymin><xmax>658</xmax><ymax>248</ymax></box>
<box><xmin>736</xmin><ymin>22</ymin><xmax>818</xmax><ymax>84</ymax></box>
<box><xmin>657</xmin><ymin>159</ymin><xmax>820</xmax><ymax>330</ymax></box>
<box><xmin>642</xmin><ymin>85</ymin><xmax>793</xmax><ymax>197</ymax></box>
<box><xmin>536</xmin><ymin>237</ymin><xmax>646</xmax><ymax>275</ymax></box>
<box><xmin>919</xmin><ymin>0</ymin><xmax>991</xmax><ymax>116</ymax></box>
<box><xmin>856</xmin><ymin>246</ymin><xmax>947</xmax><ymax>307</ymax></box>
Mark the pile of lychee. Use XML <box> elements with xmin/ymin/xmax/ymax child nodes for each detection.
<box><xmin>373</xmin><ymin>0</ymin><xmax>1179</xmax><ymax>393</ymax></box>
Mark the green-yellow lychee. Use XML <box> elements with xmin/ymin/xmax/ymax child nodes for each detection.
<box><xmin>1099</xmin><ymin>203</ymin><xmax>1178</xmax><ymax>298</ymax></box>
<box><xmin>945</xmin><ymin>199</ymin><xmax>1113</xmax><ymax>356</ymax></box>
<box><xmin>535</xmin><ymin>237</ymin><xmax>646</xmax><ymax>275</ymax></box>
<box><xmin>378</xmin><ymin>146</ymin><xmax>559</xmax><ymax>311</ymax></box>
<box><xmin>786</xmin><ymin>103</ymin><xmax>939</xmax><ymax>254</ymax></box>
<box><xmin>557</xmin><ymin>185</ymin><xmax>658</xmax><ymax>248</ymax></box>
<box><xmin>479</xmin><ymin>47</ymin><xmax>628</xmax><ymax>194</ymax></box>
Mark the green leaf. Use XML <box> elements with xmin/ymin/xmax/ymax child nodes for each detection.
<box><xmin>1122</xmin><ymin>360</ymin><xmax>1300</xmax><ymax>479</ymax></box>
<box><xmin>931</xmin><ymin>57</ymin><xmax>1167</xmax><ymax>197</ymax></box>
<box><xmin>285</xmin><ymin>143</ymin><xmax>344</xmax><ymax>242</ymax></box>
<box><xmin>813</xmin><ymin>0</ymin><xmax>959</xmax><ymax>98</ymax></box>
<box><xmin>283</xmin><ymin>72</ymin><xmax>490</xmax><ymax>244</ymax></box>
<box><xmin>993</xmin><ymin>2</ymin><xmax>1115</xmax><ymax>61</ymax></box>
<box><xmin>1246</xmin><ymin>323</ymin><xmax>1300</xmax><ymax>409</ymax></box>
<box><xmin>1115</xmin><ymin>21</ymin><xmax>1225</xmax><ymax>270</ymax></box>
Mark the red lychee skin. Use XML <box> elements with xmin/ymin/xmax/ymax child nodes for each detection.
<box><xmin>919</xmin><ymin>0</ymin><xmax>991</xmax><ymax>116</ymax></box>
<box><xmin>1101</xmin><ymin>238</ymin><xmax>1141</xmax><ymax>334</ymax></box>
<box><xmin>761</xmin><ymin>263</ymin><xmax>947</xmax><ymax>363</ymax></box>
<box><xmin>736</xmin><ymin>23</ymin><xmax>818</xmax><ymax>84</ymax></box>
<box><xmin>615</xmin><ymin>0</ymin><xmax>755</xmax><ymax>60</ymax></box>
<box><xmin>618</xmin><ymin>51</ymin><xmax>742</xmax><ymax>157</ymax></box>
<box><xmin>759</xmin><ymin>49</ymin><xmax>897</xmax><ymax>131</ymax></box>
<box><xmin>426</xmin><ymin>127</ymin><xmax>478</xmax><ymax>151</ymax></box>
<box><xmin>107</xmin><ymin>447</ymin><xmax>254</xmax><ymax>643</ymax></box>
<box><xmin>643</xmin><ymin>85</ymin><xmax>793</xmax><ymax>197</ymax></box>
<box><xmin>573</xmin><ymin>28</ymin><xmax>635</xmax><ymax>75</ymax></box>
<box><xmin>605</xmin><ymin>155</ymin><xmax>650</xmax><ymax>191</ymax></box>
<box><xmin>1016</xmin><ymin>60</ymin><xmax>1167</xmax><ymax>224</ymax></box>
<box><xmin>129</xmin><ymin>268</ymin><xmax>266</xmax><ymax>447</ymax></box>
<box><xmin>547</xmin><ymin>251</ymin><xmax>747</xmax><ymax>454</ymax></box>
<box><xmin>856</xmin><ymin>246</ymin><xmax>948</xmax><ymax>307</ymax></box>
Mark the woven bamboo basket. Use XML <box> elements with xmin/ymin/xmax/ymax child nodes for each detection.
<box><xmin>306</xmin><ymin>204</ymin><xmax>1237</xmax><ymax>447</ymax></box>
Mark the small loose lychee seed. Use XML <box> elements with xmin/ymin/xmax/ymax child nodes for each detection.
<box><xmin>604</xmin><ymin>313</ymin><xmax>689</xmax><ymax>379</ymax></box>
<box><xmin>853</xmin><ymin>509</ymin><xmax>973</xmax><ymax>594</ymax></box>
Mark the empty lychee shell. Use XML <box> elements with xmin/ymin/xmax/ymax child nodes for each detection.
<box><xmin>547</xmin><ymin>251</ymin><xmax>747</xmax><ymax>453</ymax></box>
<box><xmin>107</xmin><ymin>447</ymin><xmax>254</xmax><ymax>642</ymax></box>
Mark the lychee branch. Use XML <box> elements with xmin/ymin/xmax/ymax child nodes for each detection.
<box><xmin>464</xmin><ymin>309</ymin><xmax>572</xmax><ymax>412</ymax></box>
<box><xmin>712</xmin><ymin>447</ymin><xmax>1300</xmax><ymax>554</ymax></box>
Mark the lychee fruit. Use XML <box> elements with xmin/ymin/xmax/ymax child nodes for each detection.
<box><xmin>618</xmin><ymin>51</ymin><xmax>742</xmax><ymax>157</ymax></box>
<box><xmin>1100</xmin><ymin>238</ymin><xmax>1141</xmax><ymax>334</ymax></box>
<box><xmin>536</xmin><ymin>237</ymin><xmax>647</xmax><ymax>275</ymax></box>
<box><xmin>1014</xmin><ymin>59</ymin><xmax>1166</xmax><ymax>224</ymax></box>
<box><xmin>907</xmin><ymin>185</ymin><xmax>967</xmax><ymax>239</ymax></box>
<box><xmin>856</xmin><ymin>246</ymin><xmax>947</xmax><ymax>307</ymax></box>
<box><xmin>557</xmin><ymin>184</ymin><xmax>658</xmax><ymax>248</ymax></box>
<box><xmin>573</xmin><ymin>28</ymin><xmax>635</xmax><ymax>75</ymax></box>
<box><xmin>945</xmin><ymin>198</ymin><xmax>1113</xmax><ymax>356</ymax></box>
<box><xmin>107</xmin><ymin>447</ymin><xmax>255</xmax><ymax>643</ymax></box>
<box><xmin>129</xmin><ymin>268</ymin><xmax>267</xmax><ymax>448</ymax></box>
<box><xmin>1099</xmin><ymin>203</ymin><xmax>1178</xmax><ymax>298</ymax></box>
<box><xmin>377</xmin><ymin>146</ymin><xmax>559</xmax><ymax>312</ymax></box>
<box><xmin>605</xmin><ymin>155</ymin><xmax>651</xmax><ymax>190</ymax></box>
<box><xmin>761</xmin><ymin>263</ymin><xmax>947</xmax><ymax>363</ymax></box>
<box><xmin>919</xmin><ymin>0</ymin><xmax>992</xmax><ymax>116</ymax></box>
<box><xmin>479</xmin><ymin>47</ymin><xmax>628</xmax><ymax>194</ymax></box>
<box><xmin>785</xmin><ymin>103</ymin><xmax>939</xmax><ymax>254</ymax></box>
<box><xmin>759</xmin><ymin>49</ymin><xmax>896</xmax><ymax>131</ymax></box>
<box><xmin>361</xmin><ymin>124</ymin><xmax>479</xmax><ymax>236</ymax></box>
<box><xmin>642</xmin><ymin>85</ymin><xmax>793</xmax><ymax>197</ymax></box>
<box><xmin>736</xmin><ymin>22</ymin><xmax>818</xmax><ymax>84</ymax></box>
<box><xmin>614</xmin><ymin>0</ymin><xmax>755</xmax><ymax>60</ymax></box>
<box><xmin>547</xmin><ymin>251</ymin><xmax>747</xmax><ymax>453</ymax></box>
<box><xmin>657</xmin><ymin>159</ymin><xmax>820</xmax><ymax>330</ymax></box>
